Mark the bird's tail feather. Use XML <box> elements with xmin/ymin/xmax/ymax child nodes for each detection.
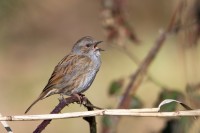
<box><xmin>24</xmin><ymin>90</ymin><xmax>51</xmax><ymax>114</ymax></box>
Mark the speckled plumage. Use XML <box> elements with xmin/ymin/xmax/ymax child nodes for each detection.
<box><xmin>25</xmin><ymin>36</ymin><xmax>103</xmax><ymax>113</ymax></box>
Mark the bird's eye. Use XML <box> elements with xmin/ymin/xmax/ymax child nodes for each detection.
<box><xmin>86</xmin><ymin>44</ymin><xmax>90</xmax><ymax>47</ymax></box>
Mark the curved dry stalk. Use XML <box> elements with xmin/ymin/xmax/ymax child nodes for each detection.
<box><xmin>1</xmin><ymin>109</ymin><xmax>200</xmax><ymax>121</ymax></box>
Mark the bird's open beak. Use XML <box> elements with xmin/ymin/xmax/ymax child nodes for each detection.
<box><xmin>94</xmin><ymin>41</ymin><xmax>104</xmax><ymax>51</ymax></box>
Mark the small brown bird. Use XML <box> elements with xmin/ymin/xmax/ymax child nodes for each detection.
<box><xmin>25</xmin><ymin>36</ymin><xmax>103</xmax><ymax>113</ymax></box>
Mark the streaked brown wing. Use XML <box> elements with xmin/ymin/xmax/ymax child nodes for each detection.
<box><xmin>42</xmin><ymin>54</ymin><xmax>92</xmax><ymax>94</ymax></box>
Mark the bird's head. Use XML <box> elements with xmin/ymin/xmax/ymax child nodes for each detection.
<box><xmin>72</xmin><ymin>36</ymin><xmax>103</xmax><ymax>57</ymax></box>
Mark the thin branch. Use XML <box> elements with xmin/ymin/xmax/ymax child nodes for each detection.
<box><xmin>1</xmin><ymin>109</ymin><xmax>200</xmax><ymax>121</ymax></box>
<box><xmin>101</xmin><ymin>2</ymin><xmax>183</xmax><ymax>133</ymax></box>
<box><xmin>33</xmin><ymin>96</ymin><xmax>97</xmax><ymax>133</ymax></box>
<box><xmin>82</xmin><ymin>98</ymin><xmax>97</xmax><ymax>133</ymax></box>
<box><xmin>118</xmin><ymin>30</ymin><xmax>167</xmax><ymax>109</ymax></box>
<box><xmin>117</xmin><ymin>0</ymin><xmax>182</xmax><ymax>110</ymax></box>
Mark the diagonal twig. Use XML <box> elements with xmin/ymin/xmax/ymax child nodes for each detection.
<box><xmin>33</xmin><ymin>96</ymin><xmax>98</xmax><ymax>133</ymax></box>
<box><xmin>102</xmin><ymin>1</ymin><xmax>184</xmax><ymax>133</ymax></box>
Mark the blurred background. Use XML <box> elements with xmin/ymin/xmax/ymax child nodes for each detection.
<box><xmin>0</xmin><ymin>0</ymin><xmax>200</xmax><ymax>133</ymax></box>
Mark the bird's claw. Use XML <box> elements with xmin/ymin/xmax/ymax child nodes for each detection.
<box><xmin>72</xmin><ymin>93</ymin><xmax>85</xmax><ymax>104</ymax></box>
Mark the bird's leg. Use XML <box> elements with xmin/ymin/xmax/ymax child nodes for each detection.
<box><xmin>58</xmin><ymin>94</ymin><xmax>65</xmax><ymax>102</ymax></box>
<box><xmin>78</xmin><ymin>93</ymin><xmax>85</xmax><ymax>105</ymax></box>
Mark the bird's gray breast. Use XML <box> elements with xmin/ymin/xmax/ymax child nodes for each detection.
<box><xmin>74</xmin><ymin>56</ymin><xmax>101</xmax><ymax>93</ymax></box>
